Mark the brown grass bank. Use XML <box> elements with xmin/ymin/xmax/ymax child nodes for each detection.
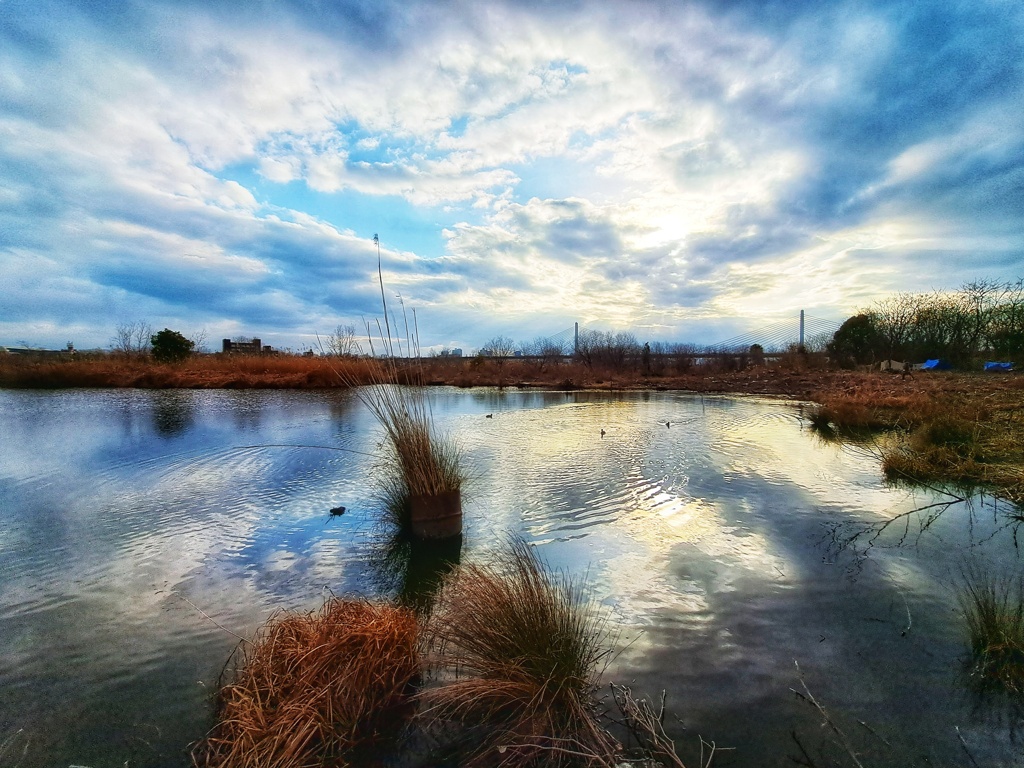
<box><xmin>0</xmin><ymin>350</ymin><xmax>884</xmax><ymax>394</ymax></box>
<box><xmin>804</xmin><ymin>371</ymin><xmax>1024</xmax><ymax>504</ymax></box>
<box><xmin>0</xmin><ymin>353</ymin><xmax>381</xmax><ymax>389</ymax></box>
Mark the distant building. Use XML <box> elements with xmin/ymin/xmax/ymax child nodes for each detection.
<box><xmin>222</xmin><ymin>338</ymin><xmax>273</xmax><ymax>354</ymax></box>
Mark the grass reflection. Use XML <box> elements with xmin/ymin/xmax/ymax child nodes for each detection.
<box><xmin>368</xmin><ymin>530</ymin><xmax>462</xmax><ymax>616</ymax></box>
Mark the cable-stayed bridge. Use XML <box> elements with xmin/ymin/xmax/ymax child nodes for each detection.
<box><xmin>708</xmin><ymin>313</ymin><xmax>842</xmax><ymax>351</ymax></box>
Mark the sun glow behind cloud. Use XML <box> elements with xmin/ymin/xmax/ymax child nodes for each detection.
<box><xmin>0</xmin><ymin>0</ymin><xmax>1021</xmax><ymax>351</ymax></box>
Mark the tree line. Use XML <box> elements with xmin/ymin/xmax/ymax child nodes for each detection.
<box><xmin>828</xmin><ymin>279</ymin><xmax>1024</xmax><ymax>368</ymax></box>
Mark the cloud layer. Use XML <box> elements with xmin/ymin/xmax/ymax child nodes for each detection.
<box><xmin>2</xmin><ymin>0</ymin><xmax>1022</xmax><ymax>351</ymax></box>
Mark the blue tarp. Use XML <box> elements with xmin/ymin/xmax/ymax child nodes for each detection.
<box><xmin>984</xmin><ymin>361</ymin><xmax>1014</xmax><ymax>372</ymax></box>
<box><xmin>921</xmin><ymin>359</ymin><xmax>952</xmax><ymax>370</ymax></box>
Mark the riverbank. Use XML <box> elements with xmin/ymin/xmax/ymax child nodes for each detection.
<box><xmin>1</xmin><ymin>351</ymin><xmax>1020</xmax><ymax>397</ymax></box>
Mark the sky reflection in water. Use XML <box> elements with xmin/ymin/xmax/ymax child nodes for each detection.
<box><xmin>0</xmin><ymin>388</ymin><xmax>1021</xmax><ymax>767</ymax></box>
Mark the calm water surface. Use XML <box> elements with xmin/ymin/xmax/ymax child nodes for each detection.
<box><xmin>0</xmin><ymin>388</ymin><xmax>1021</xmax><ymax>767</ymax></box>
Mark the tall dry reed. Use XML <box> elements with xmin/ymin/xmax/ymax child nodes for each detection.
<box><xmin>421</xmin><ymin>538</ymin><xmax>618</xmax><ymax>767</ymax></box>
<box><xmin>326</xmin><ymin>288</ymin><xmax>464</xmax><ymax>531</ymax></box>
<box><xmin>192</xmin><ymin>599</ymin><xmax>419</xmax><ymax>768</ymax></box>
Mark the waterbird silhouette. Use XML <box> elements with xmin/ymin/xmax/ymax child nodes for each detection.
<box><xmin>329</xmin><ymin>506</ymin><xmax>346</xmax><ymax>516</ymax></box>
<box><xmin>600</xmin><ymin>429</ymin><xmax>606</xmax><ymax>438</ymax></box>
<box><xmin>485</xmin><ymin>413</ymin><xmax>493</xmax><ymax>418</ymax></box>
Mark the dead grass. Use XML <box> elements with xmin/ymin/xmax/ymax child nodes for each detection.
<box><xmin>320</xmin><ymin>313</ymin><xmax>465</xmax><ymax>533</ymax></box>
<box><xmin>335</xmin><ymin>358</ymin><xmax>464</xmax><ymax>532</ymax></box>
<box><xmin>421</xmin><ymin>538</ymin><xmax>618</xmax><ymax>767</ymax></box>
<box><xmin>957</xmin><ymin>564</ymin><xmax>1024</xmax><ymax>695</ymax></box>
<box><xmin>0</xmin><ymin>354</ymin><xmax>379</xmax><ymax>389</ymax></box>
<box><xmin>801</xmin><ymin>372</ymin><xmax>1024</xmax><ymax>505</ymax></box>
<box><xmin>879</xmin><ymin>407</ymin><xmax>1024</xmax><ymax>505</ymax></box>
<box><xmin>192</xmin><ymin>599</ymin><xmax>419</xmax><ymax>768</ymax></box>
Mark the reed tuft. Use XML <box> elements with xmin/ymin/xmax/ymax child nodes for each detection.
<box><xmin>192</xmin><ymin>599</ymin><xmax>420</xmax><ymax>768</ymax></box>
<box><xmin>358</xmin><ymin>380</ymin><xmax>464</xmax><ymax>531</ymax></box>
<box><xmin>957</xmin><ymin>564</ymin><xmax>1024</xmax><ymax>695</ymax></box>
<box><xmin>421</xmin><ymin>538</ymin><xmax>618</xmax><ymax>767</ymax></box>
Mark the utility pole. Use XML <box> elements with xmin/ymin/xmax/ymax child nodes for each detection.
<box><xmin>574</xmin><ymin>322</ymin><xmax>579</xmax><ymax>355</ymax></box>
<box><xmin>799</xmin><ymin>310</ymin><xmax>805</xmax><ymax>350</ymax></box>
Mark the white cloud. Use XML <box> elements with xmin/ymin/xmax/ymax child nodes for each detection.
<box><xmin>1</xmin><ymin>0</ymin><xmax>1022</xmax><ymax>350</ymax></box>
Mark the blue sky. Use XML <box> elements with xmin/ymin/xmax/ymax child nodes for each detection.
<box><xmin>1</xmin><ymin>0</ymin><xmax>1022</xmax><ymax>353</ymax></box>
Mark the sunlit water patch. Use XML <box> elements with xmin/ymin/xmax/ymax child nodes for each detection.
<box><xmin>0</xmin><ymin>388</ymin><xmax>1021</xmax><ymax>767</ymax></box>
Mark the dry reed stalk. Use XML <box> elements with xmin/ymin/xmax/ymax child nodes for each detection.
<box><xmin>192</xmin><ymin>599</ymin><xmax>420</xmax><ymax>768</ymax></box>
<box><xmin>610</xmin><ymin>685</ymin><xmax>687</xmax><ymax>768</ymax></box>
<box><xmin>421</xmin><ymin>538</ymin><xmax>618</xmax><ymax>767</ymax></box>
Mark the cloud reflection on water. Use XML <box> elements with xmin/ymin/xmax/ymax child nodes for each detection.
<box><xmin>1</xmin><ymin>388</ymin><xmax>1021</xmax><ymax>767</ymax></box>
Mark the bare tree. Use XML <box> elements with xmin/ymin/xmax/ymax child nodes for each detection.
<box><xmin>481</xmin><ymin>334</ymin><xmax>516</xmax><ymax>378</ymax></box>
<box><xmin>959</xmin><ymin>279</ymin><xmax>1003</xmax><ymax>359</ymax></box>
<box><xmin>111</xmin><ymin>320</ymin><xmax>152</xmax><ymax>357</ymax></box>
<box><xmin>574</xmin><ymin>329</ymin><xmax>640</xmax><ymax>370</ymax></box>
<box><xmin>189</xmin><ymin>328</ymin><xmax>209</xmax><ymax>354</ymax></box>
<box><xmin>989</xmin><ymin>278</ymin><xmax>1024</xmax><ymax>357</ymax></box>
<box><xmin>870</xmin><ymin>293</ymin><xmax>920</xmax><ymax>360</ymax></box>
<box><xmin>324</xmin><ymin>323</ymin><xmax>362</xmax><ymax>356</ymax></box>
<box><xmin>481</xmin><ymin>335</ymin><xmax>516</xmax><ymax>358</ymax></box>
<box><xmin>519</xmin><ymin>335</ymin><xmax>566</xmax><ymax>372</ymax></box>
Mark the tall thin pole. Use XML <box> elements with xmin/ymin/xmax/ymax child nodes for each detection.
<box><xmin>574</xmin><ymin>322</ymin><xmax>579</xmax><ymax>354</ymax></box>
<box><xmin>374</xmin><ymin>233</ymin><xmax>392</xmax><ymax>356</ymax></box>
<box><xmin>799</xmin><ymin>310</ymin><xmax>805</xmax><ymax>349</ymax></box>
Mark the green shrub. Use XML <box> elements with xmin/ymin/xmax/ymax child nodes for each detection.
<box><xmin>150</xmin><ymin>328</ymin><xmax>194</xmax><ymax>363</ymax></box>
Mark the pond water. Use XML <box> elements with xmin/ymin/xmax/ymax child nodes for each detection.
<box><xmin>0</xmin><ymin>388</ymin><xmax>1021</xmax><ymax>767</ymax></box>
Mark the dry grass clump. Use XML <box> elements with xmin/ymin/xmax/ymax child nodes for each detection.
<box><xmin>421</xmin><ymin>538</ymin><xmax>618</xmax><ymax>767</ymax></box>
<box><xmin>325</xmin><ymin>312</ymin><xmax>464</xmax><ymax>533</ymax></box>
<box><xmin>807</xmin><ymin>399</ymin><xmax>892</xmax><ymax>435</ymax></box>
<box><xmin>957</xmin><ymin>565</ymin><xmax>1024</xmax><ymax>695</ymax></box>
<box><xmin>192</xmin><ymin>599</ymin><xmax>419</xmax><ymax>768</ymax></box>
<box><xmin>369</xmin><ymin>384</ymin><xmax>464</xmax><ymax>499</ymax></box>
<box><xmin>354</xmin><ymin>380</ymin><xmax>464</xmax><ymax>532</ymax></box>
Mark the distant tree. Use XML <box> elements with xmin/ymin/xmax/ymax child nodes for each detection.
<box><xmin>989</xmin><ymin>278</ymin><xmax>1024</xmax><ymax>358</ymax></box>
<box><xmin>112</xmin><ymin>320</ymin><xmax>152</xmax><ymax>357</ymax></box>
<box><xmin>150</xmin><ymin>328</ymin><xmax>195</xmax><ymax>363</ymax></box>
<box><xmin>574</xmin><ymin>329</ymin><xmax>640</xmax><ymax>370</ymax></box>
<box><xmin>872</xmin><ymin>293</ymin><xmax>920</xmax><ymax>360</ymax></box>
<box><xmin>519</xmin><ymin>335</ymin><xmax>566</xmax><ymax>372</ymax></box>
<box><xmin>482</xmin><ymin>335</ymin><xmax>516</xmax><ymax>358</ymax></box>
<box><xmin>189</xmin><ymin>328</ymin><xmax>209</xmax><ymax>354</ymax></box>
<box><xmin>324</xmin><ymin>323</ymin><xmax>362</xmax><ymax>356</ymax></box>
<box><xmin>482</xmin><ymin>334</ymin><xmax>516</xmax><ymax>378</ymax></box>
<box><xmin>828</xmin><ymin>314</ymin><xmax>883</xmax><ymax>368</ymax></box>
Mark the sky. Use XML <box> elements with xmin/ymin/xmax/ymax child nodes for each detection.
<box><xmin>1</xmin><ymin>0</ymin><xmax>1022</xmax><ymax>353</ymax></box>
